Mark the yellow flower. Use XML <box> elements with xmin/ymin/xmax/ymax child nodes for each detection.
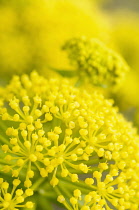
<box><xmin>0</xmin><ymin>71</ymin><xmax>139</xmax><ymax>209</ymax></box>
<box><xmin>0</xmin><ymin>178</ymin><xmax>34</xmax><ymax>210</ymax></box>
<box><xmin>63</xmin><ymin>36</ymin><xmax>129</xmax><ymax>89</ymax></box>
<box><xmin>58</xmin><ymin>161</ymin><xmax>139</xmax><ymax>209</ymax></box>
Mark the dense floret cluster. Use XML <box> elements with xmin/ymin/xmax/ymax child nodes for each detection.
<box><xmin>0</xmin><ymin>72</ymin><xmax>139</xmax><ymax>209</ymax></box>
<box><xmin>63</xmin><ymin>37</ymin><xmax>129</xmax><ymax>88</ymax></box>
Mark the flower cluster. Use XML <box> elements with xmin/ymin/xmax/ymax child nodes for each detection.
<box><xmin>58</xmin><ymin>164</ymin><xmax>139</xmax><ymax>210</ymax></box>
<box><xmin>0</xmin><ymin>71</ymin><xmax>139</xmax><ymax>209</ymax></box>
<box><xmin>63</xmin><ymin>37</ymin><xmax>129</xmax><ymax>89</ymax></box>
<box><xmin>0</xmin><ymin>178</ymin><xmax>33</xmax><ymax>210</ymax></box>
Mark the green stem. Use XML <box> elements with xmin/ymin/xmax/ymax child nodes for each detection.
<box><xmin>0</xmin><ymin>159</ymin><xmax>12</xmax><ymax>165</ymax></box>
<box><xmin>32</xmin><ymin>177</ymin><xmax>45</xmax><ymax>191</ymax></box>
<box><xmin>0</xmin><ymin>134</ymin><xmax>11</xmax><ymax>146</ymax></box>
<box><xmin>0</xmin><ymin>121</ymin><xmax>7</xmax><ymax>129</ymax></box>
<box><xmin>59</xmin><ymin>177</ymin><xmax>96</xmax><ymax>192</ymax></box>
<box><xmin>54</xmin><ymin>185</ymin><xmax>73</xmax><ymax>210</ymax></box>
<box><xmin>38</xmin><ymin>190</ymin><xmax>57</xmax><ymax>200</ymax></box>
<box><xmin>84</xmin><ymin>157</ymin><xmax>104</xmax><ymax>165</ymax></box>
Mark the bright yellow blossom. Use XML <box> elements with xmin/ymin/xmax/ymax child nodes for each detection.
<box><xmin>0</xmin><ymin>178</ymin><xmax>33</xmax><ymax>210</ymax></box>
<box><xmin>0</xmin><ymin>71</ymin><xmax>139</xmax><ymax>209</ymax></box>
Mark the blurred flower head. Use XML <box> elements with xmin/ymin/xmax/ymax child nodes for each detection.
<box><xmin>0</xmin><ymin>0</ymin><xmax>111</xmax><ymax>79</ymax></box>
<box><xmin>110</xmin><ymin>11</ymin><xmax>139</xmax><ymax>128</ymax></box>
<box><xmin>111</xmin><ymin>11</ymin><xmax>139</xmax><ymax>72</ymax></box>
<box><xmin>63</xmin><ymin>36</ymin><xmax>129</xmax><ymax>89</ymax></box>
